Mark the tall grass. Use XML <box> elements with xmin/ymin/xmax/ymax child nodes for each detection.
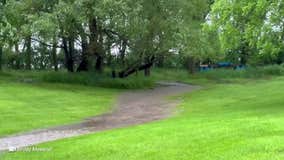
<box><xmin>1</xmin><ymin>64</ymin><xmax>283</xmax><ymax>88</ymax></box>
<box><xmin>1</xmin><ymin>71</ymin><xmax>154</xmax><ymax>89</ymax></box>
<box><xmin>196</xmin><ymin>65</ymin><xmax>284</xmax><ymax>79</ymax></box>
<box><xmin>40</xmin><ymin>72</ymin><xmax>155</xmax><ymax>89</ymax></box>
<box><xmin>151</xmin><ymin>65</ymin><xmax>284</xmax><ymax>85</ymax></box>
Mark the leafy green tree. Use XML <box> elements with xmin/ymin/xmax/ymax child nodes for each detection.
<box><xmin>116</xmin><ymin>0</ymin><xmax>208</xmax><ymax>77</ymax></box>
<box><xmin>209</xmin><ymin>0</ymin><xmax>284</xmax><ymax>65</ymax></box>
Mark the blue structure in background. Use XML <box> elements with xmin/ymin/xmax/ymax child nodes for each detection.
<box><xmin>234</xmin><ymin>64</ymin><xmax>246</xmax><ymax>70</ymax></box>
<box><xmin>199</xmin><ymin>62</ymin><xmax>246</xmax><ymax>72</ymax></box>
<box><xmin>217</xmin><ymin>62</ymin><xmax>233</xmax><ymax>68</ymax></box>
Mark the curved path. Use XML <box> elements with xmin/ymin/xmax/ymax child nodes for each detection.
<box><xmin>0</xmin><ymin>82</ymin><xmax>199</xmax><ymax>151</ymax></box>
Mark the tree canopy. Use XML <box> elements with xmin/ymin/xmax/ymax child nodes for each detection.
<box><xmin>208</xmin><ymin>0</ymin><xmax>284</xmax><ymax>65</ymax></box>
<box><xmin>0</xmin><ymin>0</ymin><xmax>283</xmax><ymax>75</ymax></box>
<box><xmin>0</xmin><ymin>0</ymin><xmax>210</xmax><ymax>76</ymax></box>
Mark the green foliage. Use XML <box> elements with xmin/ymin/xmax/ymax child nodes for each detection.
<box><xmin>209</xmin><ymin>0</ymin><xmax>284</xmax><ymax>65</ymax></box>
<box><xmin>150</xmin><ymin>66</ymin><xmax>284</xmax><ymax>86</ymax></box>
<box><xmin>40</xmin><ymin>72</ymin><xmax>155</xmax><ymax>89</ymax></box>
<box><xmin>4</xmin><ymin>64</ymin><xmax>284</xmax><ymax>90</ymax></box>
<box><xmin>195</xmin><ymin>65</ymin><xmax>284</xmax><ymax>81</ymax></box>
<box><xmin>0</xmin><ymin>0</ymin><xmax>211</xmax><ymax>73</ymax></box>
<box><xmin>2</xmin><ymin>71</ymin><xmax>155</xmax><ymax>89</ymax></box>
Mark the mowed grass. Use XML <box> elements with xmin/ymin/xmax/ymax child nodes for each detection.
<box><xmin>0</xmin><ymin>80</ymin><xmax>118</xmax><ymax>137</ymax></box>
<box><xmin>3</xmin><ymin>77</ymin><xmax>284</xmax><ymax>159</ymax></box>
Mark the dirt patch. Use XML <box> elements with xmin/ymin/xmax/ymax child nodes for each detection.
<box><xmin>0</xmin><ymin>82</ymin><xmax>199</xmax><ymax>151</ymax></box>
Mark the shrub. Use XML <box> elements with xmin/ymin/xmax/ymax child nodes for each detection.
<box><xmin>261</xmin><ymin>65</ymin><xmax>284</xmax><ymax>76</ymax></box>
<box><xmin>40</xmin><ymin>72</ymin><xmax>154</xmax><ymax>89</ymax></box>
<box><xmin>197</xmin><ymin>65</ymin><xmax>284</xmax><ymax>80</ymax></box>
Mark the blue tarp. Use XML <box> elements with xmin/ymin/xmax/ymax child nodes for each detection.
<box><xmin>217</xmin><ymin>62</ymin><xmax>233</xmax><ymax>67</ymax></box>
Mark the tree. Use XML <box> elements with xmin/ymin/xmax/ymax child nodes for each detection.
<box><xmin>0</xmin><ymin>0</ymin><xmax>211</xmax><ymax>75</ymax></box>
<box><xmin>0</xmin><ymin>0</ymin><xmax>7</xmax><ymax>70</ymax></box>
<box><xmin>209</xmin><ymin>0</ymin><xmax>284</xmax><ymax>65</ymax></box>
<box><xmin>117</xmin><ymin>0</ymin><xmax>209</xmax><ymax>77</ymax></box>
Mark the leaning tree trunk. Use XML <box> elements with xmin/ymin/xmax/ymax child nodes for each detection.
<box><xmin>119</xmin><ymin>56</ymin><xmax>155</xmax><ymax>78</ymax></box>
<box><xmin>25</xmin><ymin>36</ymin><xmax>32</xmax><ymax>70</ymax></box>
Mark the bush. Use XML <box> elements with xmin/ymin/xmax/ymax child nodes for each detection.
<box><xmin>196</xmin><ymin>65</ymin><xmax>284</xmax><ymax>80</ymax></box>
<box><xmin>40</xmin><ymin>72</ymin><xmax>155</xmax><ymax>89</ymax></box>
<box><xmin>261</xmin><ymin>65</ymin><xmax>284</xmax><ymax>76</ymax></box>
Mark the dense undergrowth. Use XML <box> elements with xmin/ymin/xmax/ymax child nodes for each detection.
<box><xmin>1</xmin><ymin>64</ymin><xmax>284</xmax><ymax>89</ymax></box>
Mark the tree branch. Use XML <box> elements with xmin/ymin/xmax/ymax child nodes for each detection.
<box><xmin>31</xmin><ymin>38</ymin><xmax>63</xmax><ymax>49</ymax></box>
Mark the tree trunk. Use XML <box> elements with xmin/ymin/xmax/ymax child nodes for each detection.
<box><xmin>67</xmin><ymin>38</ymin><xmax>75</xmax><ymax>72</ymax></box>
<box><xmin>62</xmin><ymin>36</ymin><xmax>74</xmax><ymax>72</ymax></box>
<box><xmin>52</xmin><ymin>37</ymin><xmax>58</xmax><ymax>71</ymax></box>
<box><xmin>15</xmin><ymin>43</ymin><xmax>20</xmax><ymax>69</ymax></box>
<box><xmin>187</xmin><ymin>57</ymin><xmax>196</xmax><ymax>74</ymax></box>
<box><xmin>156</xmin><ymin>56</ymin><xmax>165</xmax><ymax>68</ymax></box>
<box><xmin>240</xmin><ymin>45</ymin><xmax>248</xmax><ymax>65</ymax></box>
<box><xmin>119</xmin><ymin>62</ymin><xmax>154</xmax><ymax>78</ymax></box>
<box><xmin>112</xmin><ymin>70</ymin><xmax>117</xmax><ymax>78</ymax></box>
<box><xmin>88</xmin><ymin>18</ymin><xmax>106</xmax><ymax>73</ymax></box>
<box><xmin>119</xmin><ymin>57</ymin><xmax>155</xmax><ymax>78</ymax></box>
<box><xmin>77</xmin><ymin>25</ymin><xmax>89</xmax><ymax>72</ymax></box>
<box><xmin>89</xmin><ymin>18</ymin><xmax>98</xmax><ymax>42</ymax></box>
<box><xmin>25</xmin><ymin>36</ymin><xmax>32</xmax><ymax>70</ymax></box>
<box><xmin>77</xmin><ymin>57</ymin><xmax>88</xmax><ymax>72</ymax></box>
<box><xmin>144</xmin><ymin>57</ymin><xmax>153</xmax><ymax>77</ymax></box>
<box><xmin>120</xmin><ymin>39</ymin><xmax>127</xmax><ymax>67</ymax></box>
<box><xmin>144</xmin><ymin>67</ymin><xmax>151</xmax><ymax>77</ymax></box>
<box><xmin>95</xmin><ymin>55</ymin><xmax>103</xmax><ymax>72</ymax></box>
<box><xmin>77</xmin><ymin>27</ymin><xmax>89</xmax><ymax>72</ymax></box>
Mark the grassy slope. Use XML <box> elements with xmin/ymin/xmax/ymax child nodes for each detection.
<box><xmin>0</xmin><ymin>80</ymin><xmax>118</xmax><ymax>137</ymax></box>
<box><xmin>3</xmin><ymin>76</ymin><xmax>284</xmax><ymax>159</ymax></box>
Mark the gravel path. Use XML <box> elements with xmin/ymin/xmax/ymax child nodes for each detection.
<box><xmin>0</xmin><ymin>82</ymin><xmax>198</xmax><ymax>151</ymax></box>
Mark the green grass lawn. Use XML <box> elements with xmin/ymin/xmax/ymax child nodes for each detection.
<box><xmin>2</xmin><ymin>76</ymin><xmax>284</xmax><ymax>159</ymax></box>
<box><xmin>0</xmin><ymin>81</ymin><xmax>118</xmax><ymax>137</ymax></box>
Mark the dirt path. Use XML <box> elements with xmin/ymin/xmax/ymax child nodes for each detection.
<box><xmin>0</xmin><ymin>82</ymin><xmax>199</xmax><ymax>151</ymax></box>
